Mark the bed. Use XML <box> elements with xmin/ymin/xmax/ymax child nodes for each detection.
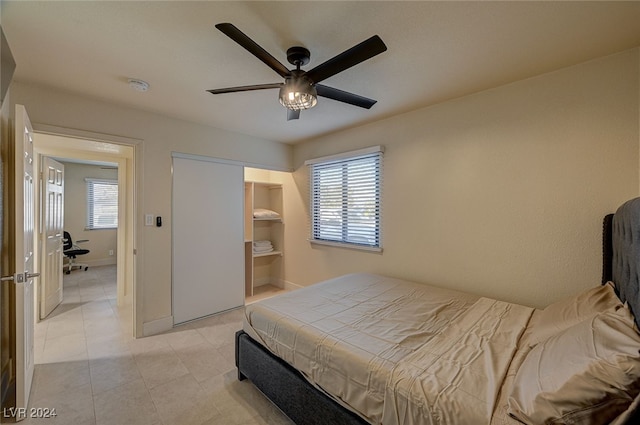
<box><xmin>236</xmin><ymin>197</ymin><xmax>640</xmax><ymax>425</ymax></box>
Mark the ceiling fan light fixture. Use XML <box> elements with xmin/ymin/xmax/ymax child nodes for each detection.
<box><xmin>210</xmin><ymin>24</ymin><xmax>388</xmax><ymax>120</ymax></box>
<box><xmin>279</xmin><ymin>77</ymin><xmax>317</xmax><ymax>111</ymax></box>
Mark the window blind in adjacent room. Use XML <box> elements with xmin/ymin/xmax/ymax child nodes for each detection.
<box><xmin>86</xmin><ymin>178</ymin><xmax>118</xmax><ymax>229</ymax></box>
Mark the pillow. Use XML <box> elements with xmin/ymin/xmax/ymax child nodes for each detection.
<box><xmin>508</xmin><ymin>306</ymin><xmax>640</xmax><ymax>425</ymax></box>
<box><xmin>522</xmin><ymin>282</ymin><xmax>622</xmax><ymax>347</ymax></box>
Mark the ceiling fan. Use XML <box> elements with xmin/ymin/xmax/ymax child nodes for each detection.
<box><xmin>208</xmin><ymin>23</ymin><xmax>387</xmax><ymax>121</ymax></box>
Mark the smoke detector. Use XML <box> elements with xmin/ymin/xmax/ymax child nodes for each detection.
<box><xmin>128</xmin><ymin>78</ymin><xmax>149</xmax><ymax>92</ymax></box>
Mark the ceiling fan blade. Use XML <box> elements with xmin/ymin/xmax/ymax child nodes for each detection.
<box><xmin>316</xmin><ymin>85</ymin><xmax>377</xmax><ymax>109</ymax></box>
<box><xmin>207</xmin><ymin>83</ymin><xmax>282</xmax><ymax>95</ymax></box>
<box><xmin>305</xmin><ymin>35</ymin><xmax>387</xmax><ymax>84</ymax></box>
<box><xmin>216</xmin><ymin>23</ymin><xmax>290</xmax><ymax>78</ymax></box>
<box><xmin>287</xmin><ymin>109</ymin><xmax>300</xmax><ymax>121</ymax></box>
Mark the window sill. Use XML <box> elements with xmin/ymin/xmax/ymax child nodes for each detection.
<box><xmin>309</xmin><ymin>239</ymin><xmax>383</xmax><ymax>253</ymax></box>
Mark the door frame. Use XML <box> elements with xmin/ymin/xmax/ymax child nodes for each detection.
<box><xmin>31</xmin><ymin>125</ymin><xmax>141</xmax><ymax>337</ymax></box>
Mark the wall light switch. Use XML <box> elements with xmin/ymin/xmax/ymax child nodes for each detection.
<box><xmin>145</xmin><ymin>214</ymin><xmax>154</xmax><ymax>226</ymax></box>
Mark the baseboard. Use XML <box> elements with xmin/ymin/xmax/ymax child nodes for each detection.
<box><xmin>85</xmin><ymin>258</ymin><xmax>117</xmax><ymax>267</ymax></box>
<box><xmin>283</xmin><ymin>280</ymin><xmax>303</xmax><ymax>291</ymax></box>
<box><xmin>142</xmin><ymin>315</ymin><xmax>174</xmax><ymax>337</ymax></box>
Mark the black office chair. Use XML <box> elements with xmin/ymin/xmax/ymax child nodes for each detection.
<box><xmin>63</xmin><ymin>231</ymin><xmax>90</xmax><ymax>274</ymax></box>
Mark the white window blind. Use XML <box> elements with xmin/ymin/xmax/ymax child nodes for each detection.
<box><xmin>307</xmin><ymin>147</ymin><xmax>383</xmax><ymax>250</ymax></box>
<box><xmin>86</xmin><ymin>178</ymin><xmax>118</xmax><ymax>229</ymax></box>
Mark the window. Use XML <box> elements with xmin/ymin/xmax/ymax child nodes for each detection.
<box><xmin>306</xmin><ymin>146</ymin><xmax>383</xmax><ymax>251</ymax></box>
<box><xmin>86</xmin><ymin>178</ymin><xmax>118</xmax><ymax>229</ymax></box>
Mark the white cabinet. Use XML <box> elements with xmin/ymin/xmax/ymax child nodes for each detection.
<box><xmin>244</xmin><ymin>182</ymin><xmax>284</xmax><ymax>298</ymax></box>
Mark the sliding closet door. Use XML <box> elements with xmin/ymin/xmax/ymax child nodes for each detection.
<box><xmin>172</xmin><ymin>155</ymin><xmax>244</xmax><ymax>324</ymax></box>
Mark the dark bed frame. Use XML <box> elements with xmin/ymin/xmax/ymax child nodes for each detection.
<box><xmin>235</xmin><ymin>330</ymin><xmax>368</xmax><ymax>425</ymax></box>
<box><xmin>236</xmin><ymin>198</ymin><xmax>640</xmax><ymax>425</ymax></box>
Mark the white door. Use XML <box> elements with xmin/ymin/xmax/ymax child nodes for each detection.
<box><xmin>172</xmin><ymin>156</ymin><xmax>244</xmax><ymax>324</ymax></box>
<box><xmin>14</xmin><ymin>105</ymin><xmax>37</xmax><ymax>415</ymax></box>
<box><xmin>40</xmin><ymin>157</ymin><xmax>64</xmax><ymax>319</ymax></box>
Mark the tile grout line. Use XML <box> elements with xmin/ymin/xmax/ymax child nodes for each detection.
<box><xmin>79</xmin><ymin>273</ymin><xmax>99</xmax><ymax>425</ymax></box>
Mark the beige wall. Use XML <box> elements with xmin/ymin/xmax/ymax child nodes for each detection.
<box><xmin>285</xmin><ymin>48</ymin><xmax>640</xmax><ymax>309</ymax></box>
<box><xmin>10</xmin><ymin>82</ymin><xmax>292</xmax><ymax>335</ymax></box>
<box><xmin>61</xmin><ymin>161</ymin><xmax>118</xmax><ymax>266</ymax></box>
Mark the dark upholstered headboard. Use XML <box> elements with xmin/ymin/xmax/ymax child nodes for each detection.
<box><xmin>603</xmin><ymin>198</ymin><xmax>640</xmax><ymax>329</ymax></box>
<box><xmin>603</xmin><ymin>213</ymin><xmax>614</xmax><ymax>285</ymax></box>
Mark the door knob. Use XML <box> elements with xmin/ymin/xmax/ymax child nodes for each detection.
<box><xmin>0</xmin><ymin>272</ymin><xmax>40</xmax><ymax>283</ymax></box>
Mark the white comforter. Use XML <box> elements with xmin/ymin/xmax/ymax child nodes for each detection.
<box><xmin>244</xmin><ymin>273</ymin><xmax>534</xmax><ymax>425</ymax></box>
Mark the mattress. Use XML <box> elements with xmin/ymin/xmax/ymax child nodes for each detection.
<box><xmin>243</xmin><ymin>273</ymin><xmax>535</xmax><ymax>425</ymax></box>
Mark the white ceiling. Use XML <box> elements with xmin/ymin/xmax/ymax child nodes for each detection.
<box><xmin>3</xmin><ymin>1</ymin><xmax>640</xmax><ymax>144</ymax></box>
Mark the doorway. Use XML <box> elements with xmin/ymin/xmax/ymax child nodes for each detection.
<box><xmin>32</xmin><ymin>132</ymin><xmax>136</xmax><ymax>336</ymax></box>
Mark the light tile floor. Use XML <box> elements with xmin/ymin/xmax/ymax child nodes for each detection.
<box><xmin>23</xmin><ymin>265</ymin><xmax>294</xmax><ymax>425</ymax></box>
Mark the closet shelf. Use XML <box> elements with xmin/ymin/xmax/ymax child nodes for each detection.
<box><xmin>254</xmin><ymin>217</ymin><xmax>282</xmax><ymax>222</ymax></box>
<box><xmin>253</xmin><ymin>250</ymin><xmax>283</xmax><ymax>258</ymax></box>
